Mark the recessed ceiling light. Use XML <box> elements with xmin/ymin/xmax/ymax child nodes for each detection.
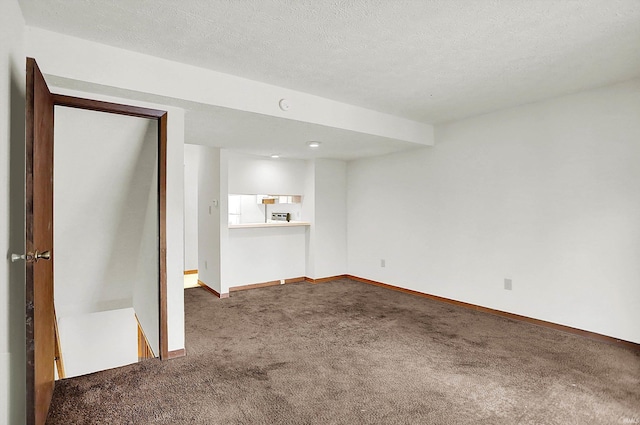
<box><xmin>271</xmin><ymin>154</ymin><xmax>280</xmax><ymax>159</ymax></box>
<box><xmin>308</xmin><ymin>141</ymin><xmax>321</xmax><ymax>148</ymax></box>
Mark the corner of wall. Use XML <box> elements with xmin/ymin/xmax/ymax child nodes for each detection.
<box><xmin>1</xmin><ymin>1</ymin><xmax>27</xmax><ymax>423</ymax></box>
<box><xmin>219</xmin><ymin>149</ymin><xmax>230</xmax><ymax>294</ymax></box>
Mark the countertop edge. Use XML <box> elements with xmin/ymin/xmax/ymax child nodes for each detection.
<box><xmin>228</xmin><ymin>222</ymin><xmax>311</xmax><ymax>229</ymax></box>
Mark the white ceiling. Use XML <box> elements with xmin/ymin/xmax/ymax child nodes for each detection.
<box><xmin>20</xmin><ymin>0</ymin><xmax>640</xmax><ymax>158</ymax></box>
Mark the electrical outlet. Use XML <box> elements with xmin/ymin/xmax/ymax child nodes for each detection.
<box><xmin>381</xmin><ymin>259</ymin><xmax>386</xmax><ymax>268</ymax></box>
<box><xmin>504</xmin><ymin>278</ymin><xmax>512</xmax><ymax>290</ymax></box>
<box><xmin>280</xmin><ymin>279</ymin><xmax>285</xmax><ymax>285</ymax></box>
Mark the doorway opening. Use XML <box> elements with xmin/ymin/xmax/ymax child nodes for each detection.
<box><xmin>53</xmin><ymin>106</ymin><xmax>159</xmax><ymax>378</ymax></box>
<box><xmin>25</xmin><ymin>56</ymin><xmax>169</xmax><ymax>425</ymax></box>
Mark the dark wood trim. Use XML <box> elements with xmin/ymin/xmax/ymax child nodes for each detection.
<box><xmin>229</xmin><ymin>280</ymin><xmax>280</xmax><ymax>292</ymax></box>
<box><xmin>286</xmin><ymin>277</ymin><xmax>306</xmax><ymax>284</ymax></box>
<box><xmin>184</xmin><ymin>269</ymin><xmax>198</xmax><ymax>275</ymax></box>
<box><xmin>157</xmin><ymin>112</ymin><xmax>169</xmax><ymax>360</ymax></box>
<box><xmin>25</xmin><ymin>57</ymin><xmax>37</xmax><ymax>425</ymax></box>
<box><xmin>166</xmin><ymin>349</ymin><xmax>186</xmax><ymax>359</ymax></box>
<box><xmin>26</xmin><ymin>57</ymin><xmax>56</xmax><ymax>425</ymax></box>
<box><xmin>224</xmin><ymin>275</ymin><xmax>343</xmax><ymax>295</ymax></box>
<box><xmin>229</xmin><ymin>277</ymin><xmax>305</xmax><ymax>293</ymax></box>
<box><xmin>346</xmin><ymin>275</ymin><xmax>640</xmax><ymax>351</ymax></box>
<box><xmin>198</xmin><ymin>276</ymin><xmax>343</xmax><ymax>298</ymax></box>
<box><xmin>304</xmin><ymin>275</ymin><xmax>348</xmax><ymax>284</ymax></box>
<box><xmin>51</xmin><ymin>95</ymin><xmax>170</xmax><ymax>360</ymax></box>
<box><xmin>52</xmin><ymin>94</ymin><xmax>166</xmax><ymax>118</ymax></box>
<box><xmin>197</xmin><ymin>280</ymin><xmax>222</xmax><ymax>298</ymax></box>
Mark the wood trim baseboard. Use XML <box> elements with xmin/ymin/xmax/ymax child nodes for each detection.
<box><xmin>286</xmin><ymin>277</ymin><xmax>306</xmax><ymax>284</ymax></box>
<box><xmin>225</xmin><ymin>275</ymin><xmax>345</xmax><ymax>295</ymax></box>
<box><xmin>305</xmin><ymin>275</ymin><xmax>348</xmax><ymax>284</ymax></box>
<box><xmin>135</xmin><ymin>314</ymin><xmax>155</xmax><ymax>360</ymax></box>
<box><xmin>197</xmin><ymin>280</ymin><xmax>222</xmax><ymax>298</ymax></box>
<box><xmin>166</xmin><ymin>349</ymin><xmax>186</xmax><ymax>359</ymax></box>
<box><xmin>190</xmin><ymin>272</ymin><xmax>639</xmax><ymax>350</ymax></box>
<box><xmin>184</xmin><ymin>269</ymin><xmax>198</xmax><ymax>275</ymax></box>
<box><xmin>229</xmin><ymin>277</ymin><xmax>305</xmax><ymax>293</ymax></box>
<box><xmin>53</xmin><ymin>310</ymin><xmax>65</xmax><ymax>379</ymax></box>
<box><xmin>346</xmin><ymin>275</ymin><xmax>640</xmax><ymax>351</ymax></box>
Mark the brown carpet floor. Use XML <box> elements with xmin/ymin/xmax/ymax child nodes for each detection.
<box><xmin>47</xmin><ymin>278</ymin><xmax>640</xmax><ymax>424</ymax></box>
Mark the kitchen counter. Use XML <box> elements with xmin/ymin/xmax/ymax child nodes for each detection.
<box><xmin>226</xmin><ymin>221</ymin><xmax>308</xmax><ymax>287</ymax></box>
<box><xmin>228</xmin><ymin>221</ymin><xmax>311</xmax><ymax>229</ymax></box>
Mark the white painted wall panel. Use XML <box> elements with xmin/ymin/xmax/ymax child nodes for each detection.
<box><xmin>313</xmin><ymin>159</ymin><xmax>347</xmax><ymax>279</ymax></box>
<box><xmin>227</xmin><ymin>227</ymin><xmax>307</xmax><ymax>287</ymax></box>
<box><xmin>347</xmin><ymin>79</ymin><xmax>640</xmax><ymax>344</ymax></box>
<box><xmin>197</xmin><ymin>145</ymin><xmax>221</xmax><ymax>292</ymax></box>
<box><xmin>163</xmin><ymin>104</ymin><xmax>186</xmax><ymax>352</ymax></box>
<box><xmin>183</xmin><ymin>144</ymin><xmax>199</xmax><ymax>271</ymax></box>
<box><xmin>132</xmin><ymin>153</ymin><xmax>160</xmax><ymax>355</ymax></box>
<box><xmin>54</xmin><ymin>108</ymin><xmax>157</xmax><ymax>310</ymax></box>
<box><xmin>54</xmin><ymin>106</ymin><xmax>160</xmax><ymax>356</ymax></box>
<box><xmin>58</xmin><ymin>308</ymin><xmax>138</xmax><ymax>378</ymax></box>
<box><xmin>0</xmin><ymin>1</ymin><xmax>26</xmax><ymax>423</ymax></box>
<box><xmin>227</xmin><ymin>152</ymin><xmax>307</xmax><ymax>195</ymax></box>
<box><xmin>219</xmin><ymin>150</ymin><xmax>230</xmax><ymax>294</ymax></box>
<box><xmin>302</xmin><ymin>161</ymin><xmax>316</xmax><ymax>278</ymax></box>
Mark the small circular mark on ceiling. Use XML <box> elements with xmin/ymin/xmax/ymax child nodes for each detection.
<box><xmin>279</xmin><ymin>98</ymin><xmax>291</xmax><ymax>111</ymax></box>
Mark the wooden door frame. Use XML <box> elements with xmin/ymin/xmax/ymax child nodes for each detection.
<box><xmin>51</xmin><ymin>94</ymin><xmax>170</xmax><ymax>360</ymax></box>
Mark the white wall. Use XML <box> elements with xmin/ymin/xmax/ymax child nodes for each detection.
<box><xmin>227</xmin><ymin>152</ymin><xmax>307</xmax><ymax>195</ymax></box>
<box><xmin>226</xmin><ymin>227</ymin><xmax>308</xmax><ymax>287</ymax></box>
<box><xmin>219</xmin><ymin>150</ymin><xmax>230</xmax><ymax>294</ymax></box>
<box><xmin>312</xmin><ymin>159</ymin><xmax>348</xmax><ymax>279</ymax></box>
<box><xmin>164</xmin><ymin>102</ymin><xmax>186</xmax><ymax>353</ymax></box>
<box><xmin>348</xmin><ymin>79</ymin><xmax>640</xmax><ymax>344</ymax></box>
<box><xmin>25</xmin><ymin>27</ymin><xmax>434</xmax><ymax>146</ymax></box>
<box><xmin>197</xmin><ymin>145</ymin><xmax>221</xmax><ymax>293</ymax></box>
<box><xmin>302</xmin><ymin>161</ymin><xmax>316</xmax><ymax>278</ymax></box>
<box><xmin>183</xmin><ymin>144</ymin><xmax>199</xmax><ymax>271</ymax></box>
<box><xmin>54</xmin><ymin>107</ymin><xmax>157</xmax><ymax>316</ymax></box>
<box><xmin>302</xmin><ymin>159</ymin><xmax>348</xmax><ymax>280</ymax></box>
<box><xmin>58</xmin><ymin>308</ymin><xmax>138</xmax><ymax>379</ymax></box>
<box><xmin>130</xmin><ymin>128</ymin><xmax>160</xmax><ymax>356</ymax></box>
<box><xmin>0</xmin><ymin>0</ymin><xmax>26</xmax><ymax>423</ymax></box>
<box><xmin>54</xmin><ymin>106</ymin><xmax>160</xmax><ymax>365</ymax></box>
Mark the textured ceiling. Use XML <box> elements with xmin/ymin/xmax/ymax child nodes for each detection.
<box><xmin>19</xmin><ymin>0</ymin><xmax>640</xmax><ymax>124</ymax></box>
